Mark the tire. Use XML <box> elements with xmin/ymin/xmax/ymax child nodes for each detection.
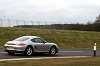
<box><xmin>24</xmin><ymin>46</ymin><xmax>33</xmax><ymax>56</ymax></box>
<box><xmin>8</xmin><ymin>51</ymin><xmax>14</xmax><ymax>55</ymax></box>
<box><xmin>49</xmin><ymin>47</ymin><xmax>57</xmax><ymax>55</ymax></box>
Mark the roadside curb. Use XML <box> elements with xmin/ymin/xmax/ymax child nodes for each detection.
<box><xmin>0</xmin><ymin>56</ymin><xmax>91</xmax><ymax>61</ymax></box>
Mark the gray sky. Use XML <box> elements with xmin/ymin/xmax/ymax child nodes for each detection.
<box><xmin>0</xmin><ymin>0</ymin><xmax>100</xmax><ymax>24</ymax></box>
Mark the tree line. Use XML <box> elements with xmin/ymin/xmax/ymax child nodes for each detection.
<box><xmin>67</xmin><ymin>15</ymin><xmax>100</xmax><ymax>31</ymax></box>
<box><xmin>66</xmin><ymin>22</ymin><xmax>100</xmax><ymax>31</ymax></box>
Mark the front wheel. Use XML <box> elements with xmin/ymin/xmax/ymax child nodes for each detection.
<box><xmin>24</xmin><ymin>46</ymin><xmax>33</xmax><ymax>56</ymax></box>
<box><xmin>49</xmin><ymin>47</ymin><xmax>57</xmax><ymax>55</ymax></box>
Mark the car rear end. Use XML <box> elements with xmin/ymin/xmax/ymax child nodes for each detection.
<box><xmin>4</xmin><ymin>41</ymin><xmax>27</xmax><ymax>54</ymax></box>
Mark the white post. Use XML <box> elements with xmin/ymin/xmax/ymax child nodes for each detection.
<box><xmin>94</xmin><ymin>42</ymin><xmax>96</xmax><ymax>56</ymax></box>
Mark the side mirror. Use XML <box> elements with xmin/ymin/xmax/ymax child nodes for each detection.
<box><xmin>43</xmin><ymin>41</ymin><xmax>47</xmax><ymax>44</ymax></box>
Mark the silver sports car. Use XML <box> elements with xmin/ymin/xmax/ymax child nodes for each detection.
<box><xmin>4</xmin><ymin>36</ymin><xmax>59</xmax><ymax>56</ymax></box>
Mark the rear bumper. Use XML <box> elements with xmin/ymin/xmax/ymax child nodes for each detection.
<box><xmin>4</xmin><ymin>46</ymin><xmax>25</xmax><ymax>53</ymax></box>
<box><xmin>4</xmin><ymin>50</ymin><xmax>24</xmax><ymax>53</ymax></box>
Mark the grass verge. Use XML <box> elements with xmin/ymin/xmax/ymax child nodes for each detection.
<box><xmin>0</xmin><ymin>27</ymin><xmax>100</xmax><ymax>49</ymax></box>
<box><xmin>0</xmin><ymin>57</ymin><xmax>100</xmax><ymax>66</ymax></box>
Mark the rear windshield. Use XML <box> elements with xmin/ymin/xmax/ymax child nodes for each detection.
<box><xmin>14</xmin><ymin>37</ymin><xmax>29</xmax><ymax>41</ymax></box>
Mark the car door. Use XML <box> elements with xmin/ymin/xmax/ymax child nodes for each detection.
<box><xmin>33</xmin><ymin>38</ymin><xmax>50</xmax><ymax>52</ymax></box>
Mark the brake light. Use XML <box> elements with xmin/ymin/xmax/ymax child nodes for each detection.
<box><xmin>18</xmin><ymin>43</ymin><xmax>25</xmax><ymax>46</ymax></box>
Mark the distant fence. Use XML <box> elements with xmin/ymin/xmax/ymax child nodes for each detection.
<box><xmin>1</xmin><ymin>18</ymin><xmax>100</xmax><ymax>31</ymax></box>
<box><xmin>0</xmin><ymin>18</ymin><xmax>68</xmax><ymax>29</ymax></box>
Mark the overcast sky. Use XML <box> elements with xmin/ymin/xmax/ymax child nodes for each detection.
<box><xmin>0</xmin><ymin>0</ymin><xmax>100</xmax><ymax>24</ymax></box>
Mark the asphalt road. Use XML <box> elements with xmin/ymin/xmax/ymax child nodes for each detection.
<box><xmin>0</xmin><ymin>49</ymin><xmax>100</xmax><ymax>60</ymax></box>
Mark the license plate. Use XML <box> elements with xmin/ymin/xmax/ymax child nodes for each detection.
<box><xmin>7</xmin><ymin>46</ymin><xmax>14</xmax><ymax>50</ymax></box>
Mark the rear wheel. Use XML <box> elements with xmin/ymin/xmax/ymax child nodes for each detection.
<box><xmin>49</xmin><ymin>47</ymin><xmax>57</xmax><ymax>55</ymax></box>
<box><xmin>24</xmin><ymin>46</ymin><xmax>33</xmax><ymax>56</ymax></box>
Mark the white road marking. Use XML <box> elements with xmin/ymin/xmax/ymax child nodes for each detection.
<box><xmin>59</xmin><ymin>51</ymin><xmax>84</xmax><ymax>52</ymax></box>
<box><xmin>0</xmin><ymin>51</ymin><xmax>84</xmax><ymax>54</ymax></box>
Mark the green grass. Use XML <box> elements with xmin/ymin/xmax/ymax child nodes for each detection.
<box><xmin>0</xmin><ymin>57</ymin><xmax>100</xmax><ymax>66</ymax></box>
<box><xmin>0</xmin><ymin>27</ymin><xmax>100</xmax><ymax>49</ymax></box>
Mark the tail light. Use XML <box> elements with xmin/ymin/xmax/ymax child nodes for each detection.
<box><xmin>18</xmin><ymin>43</ymin><xmax>25</xmax><ymax>46</ymax></box>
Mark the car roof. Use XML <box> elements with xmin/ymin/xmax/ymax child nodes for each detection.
<box><xmin>22</xmin><ymin>36</ymin><xmax>40</xmax><ymax>39</ymax></box>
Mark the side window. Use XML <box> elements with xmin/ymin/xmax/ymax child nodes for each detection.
<box><xmin>31</xmin><ymin>39</ymin><xmax>35</xmax><ymax>42</ymax></box>
<box><xmin>32</xmin><ymin>38</ymin><xmax>44</xmax><ymax>43</ymax></box>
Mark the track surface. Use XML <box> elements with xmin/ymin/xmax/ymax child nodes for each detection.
<box><xmin>0</xmin><ymin>49</ymin><xmax>100</xmax><ymax>60</ymax></box>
